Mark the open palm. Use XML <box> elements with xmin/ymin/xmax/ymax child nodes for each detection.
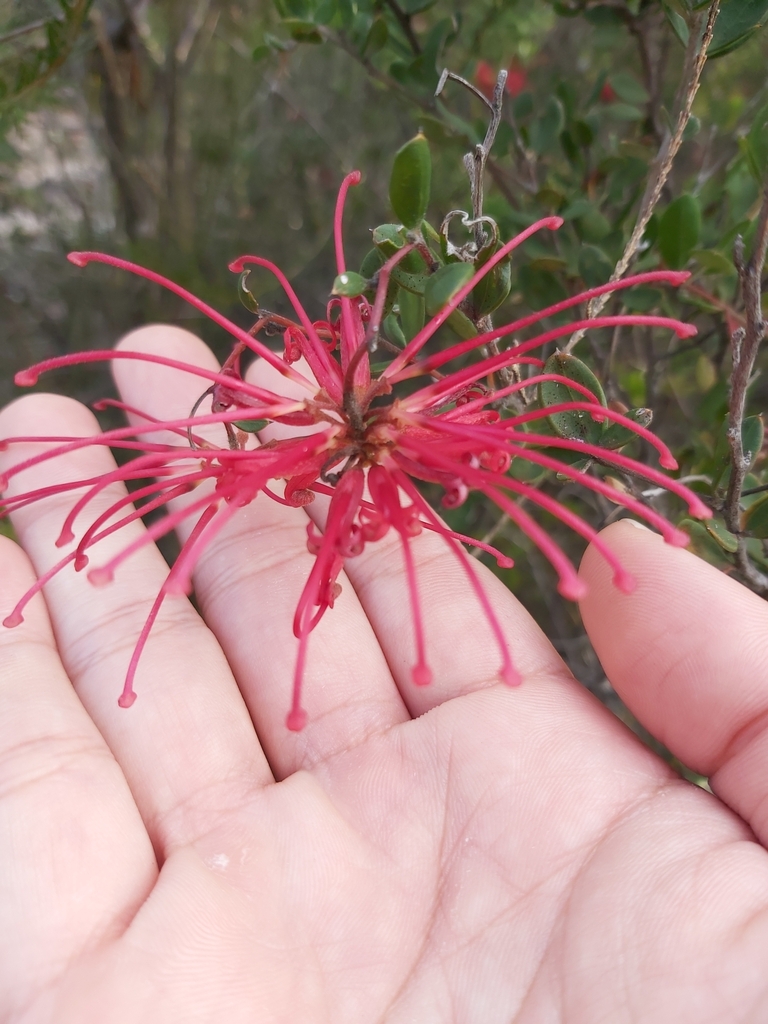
<box><xmin>2</xmin><ymin>325</ymin><xmax>768</xmax><ymax>1024</ymax></box>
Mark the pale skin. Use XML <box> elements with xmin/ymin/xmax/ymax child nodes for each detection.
<box><xmin>1</xmin><ymin>325</ymin><xmax>768</xmax><ymax>1024</ymax></box>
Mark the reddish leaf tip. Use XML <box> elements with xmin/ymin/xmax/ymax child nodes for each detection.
<box><xmin>3</xmin><ymin>610</ymin><xmax>24</xmax><ymax>628</ymax></box>
<box><xmin>15</xmin><ymin>369</ymin><xmax>38</xmax><ymax>387</ymax></box>
<box><xmin>118</xmin><ymin>690</ymin><xmax>137</xmax><ymax>709</ymax></box>
<box><xmin>286</xmin><ymin>707</ymin><xmax>308</xmax><ymax>731</ymax></box>
<box><xmin>67</xmin><ymin>252</ymin><xmax>89</xmax><ymax>268</ymax></box>
<box><xmin>412</xmin><ymin>663</ymin><xmax>433</xmax><ymax>687</ymax></box>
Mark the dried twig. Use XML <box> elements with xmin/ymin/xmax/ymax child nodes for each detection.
<box><xmin>563</xmin><ymin>1</ymin><xmax>720</xmax><ymax>354</ymax></box>
<box><xmin>722</xmin><ymin>178</ymin><xmax>768</xmax><ymax>593</ymax></box>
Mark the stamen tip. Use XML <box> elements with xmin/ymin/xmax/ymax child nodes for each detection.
<box><xmin>15</xmin><ymin>370</ymin><xmax>38</xmax><ymax>387</ymax></box>
<box><xmin>690</xmin><ymin>499</ymin><xmax>712</xmax><ymax>520</ymax></box>
<box><xmin>659</xmin><ymin>455</ymin><xmax>678</xmax><ymax>470</ymax></box>
<box><xmin>286</xmin><ymin>707</ymin><xmax>308</xmax><ymax>732</ymax></box>
<box><xmin>118</xmin><ymin>690</ymin><xmax>137</xmax><ymax>709</ymax></box>
<box><xmin>670</xmin><ymin>528</ymin><xmax>691</xmax><ymax>547</ymax></box>
<box><xmin>677</xmin><ymin>324</ymin><xmax>698</xmax><ymax>338</ymax></box>
<box><xmin>55</xmin><ymin>530</ymin><xmax>75</xmax><ymax>548</ymax></box>
<box><xmin>613</xmin><ymin>569</ymin><xmax>636</xmax><ymax>594</ymax></box>
<box><xmin>88</xmin><ymin>566</ymin><xmax>113</xmax><ymax>587</ymax></box>
<box><xmin>497</xmin><ymin>555</ymin><xmax>515</xmax><ymax>569</ymax></box>
<box><xmin>412</xmin><ymin>664</ymin><xmax>433</xmax><ymax>687</ymax></box>
<box><xmin>228</xmin><ymin>257</ymin><xmax>245</xmax><ymax>273</ymax></box>
<box><xmin>501</xmin><ymin>663</ymin><xmax>522</xmax><ymax>687</ymax></box>
<box><xmin>3</xmin><ymin>610</ymin><xmax>24</xmax><ymax>628</ymax></box>
<box><xmin>67</xmin><ymin>252</ymin><xmax>89</xmax><ymax>268</ymax></box>
<box><xmin>74</xmin><ymin>553</ymin><xmax>89</xmax><ymax>572</ymax></box>
<box><xmin>558</xmin><ymin>578</ymin><xmax>588</xmax><ymax>601</ymax></box>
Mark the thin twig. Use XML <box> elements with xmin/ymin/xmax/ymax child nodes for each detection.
<box><xmin>721</xmin><ymin>177</ymin><xmax>768</xmax><ymax>593</ymax></box>
<box><xmin>0</xmin><ymin>18</ymin><xmax>50</xmax><ymax>45</ymax></box>
<box><xmin>436</xmin><ymin>68</ymin><xmax>507</xmax><ymax>248</ymax></box>
<box><xmin>563</xmin><ymin>1</ymin><xmax>720</xmax><ymax>354</ymax></box>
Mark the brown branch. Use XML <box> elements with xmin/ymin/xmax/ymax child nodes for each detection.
<box><xmin>381</xmin><ymin>0</ymin><xmax>421</xmax><ymax>55</ymax></box>
<box><xmin>564</xmin><ymin>0</ymin><xmax>720</xmax><ymax>354</ymax></box>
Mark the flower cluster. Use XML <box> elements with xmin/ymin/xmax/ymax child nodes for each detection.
<box><xmin>0</xmin><ymin>171</ymin><xmax>710</xmax><ymax>730</ymax></box>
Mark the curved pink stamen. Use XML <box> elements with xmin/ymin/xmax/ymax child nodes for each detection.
<box><xmin>67</xmin><ymin>252</ymin><xmax>313</xmax><ymax>390</ymax></box>
<box><xmin>228</xmin><ymin>255</ymin><xmax>343</xmax><ymax>402</ymax></box>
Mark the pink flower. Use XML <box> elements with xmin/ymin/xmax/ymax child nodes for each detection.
<box><xmin>0</xmin><ymin>171</ymin><xmax>710</xmax><ymax>730</ymax></box>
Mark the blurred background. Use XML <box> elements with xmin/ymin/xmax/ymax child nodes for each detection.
<box><xmin>1</xmin><ymin>0</ymin><xmax>767</xmax><ymax>773</ymax></box>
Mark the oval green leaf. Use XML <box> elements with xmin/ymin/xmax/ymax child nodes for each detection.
<box><xmin>424</xmin><ymin>262</ymin><xmax>475</xmax><ymax>316</ymax></box>
<box><xmin>332</xmin><ymin>271</ymin><xmax>368</xmax><ymax>297</ymax></box>
<box><xmin>233</xmin><ymin>418</ymin><xmax>269</xmax><ymax>433</ymax></box>
<box><xmin>390</xmin><ymin>133</ymin><xmax>432</xmax><ymax>230</ymax></box>
<box><xmin>398</xmin><ymin>287</ymin><xmax>425</xmax><ymax>342</ymax></box>
<box><xmin>540</xmin><ymin>352</ymin><xmax>607</xmax><ymax>444</ymax></box>
<box><xmin>658</xmin><ymin>194</ymin><xmax>701</xmax><ymax>269</ymax></box>
<box><xmin>599</xmin><ymin>407</ymin><xmax>653</xmax><ymax>450</ymax></box>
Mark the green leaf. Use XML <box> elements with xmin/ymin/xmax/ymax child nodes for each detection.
<box><xmin>692</xmin><ymin>248</ymin><xmax>737</xmax><ymax>276</ymax></box>
<box><xmin>398</xmin><ymin>288</ymin><xmax>425</xmax><ymax>341</ymax></box>
<box><xmin>714</xmin><ymin>414</ymin><xmax>765</xmax><ymax>487</ymax></box>
<box><xmin>658</xmin><ymin>194</ymin><xmax>701</xmax><ymax>269</ymax></box>
<box><xmin>540</xmin><ymin>352</ymin><xmax>607</xmax><ymax>444</ymax></box>
<box><xmin>233</xmin><ymin>418</ymin><xmax>269</xmax><ymax>432</ymax></box>
<box><xmin>705</xmin><ymin>519</ymin><xmax>739</xmax><ymax>552</ymax></box>
<box><xmin>471</xmin><ymin>243</ymin><xmax>512</xmax><ymax>318</ymax></box>
<box><xmin>609</xmin><ymin>72</ymin><xmax>649</xmax><ymax>106</ymax></box>
<box><xmin>372</xmin><ymin>223</ymin><xmax>407</xmax><ymax>257</ymax></box>
<box><xmin>529</xmin><ymin>96</ymin><xmax>565</xmax><ymax>154</ymax></box>
<box><xmin>363</xmin><ymin>16</ymin><xmax>388</xmax><ymax>55</ymax></box>
<box><xmin>599</xmin><ymin>408</ymin><xmax>654</xmax><ymax>450</ymax></box>
<box><xmin>708</xmin><ymin>0</ymin><xmax>768</xmax><ymax>58</ymax></box>
<box><xmin>389</xmin><ymin>133</ymin><xmax>432</xmax><ymax>229</ymax></box>
<box><xmin>424</xmin><ymin>262</ymin><xmax>475</xmax><ymax>316</ymax></box>
<box><xmin>359</xmin><ymin>247</ymin><xmax>385</xmax><ymax>280</ymax></box>
<box><xmin>383</xmin><ymin>313</ymin><xmax>407</xmax><ymax>348</ymax></box>
<box><xmin>332</xmin><ymin>271</ymin><xmax>368</xmax><ymax>297</ymax></box>
<box><xmin>282</xmin><ymin>18</ymin><xmax>323</xmax><ymax>42</ymax></box>
<box><xmin>742</xmin><ymin>492</ymin><xmax>768</xmax><ymax>538</ymax></box>
<box><xmin>603</xmin><ymin>103</ymin><xmax>645</xmax><ymax>121</ymax></box>
<box><xmin>742</xmin><ymin>102</ymin><xmax>768</xmax><ymax>182</ymax></box>
<box><xmin>575</xmin><ymin>207</ymin><xmax>612</xmax><ymax>244</ymax></box>
<box><xmin>578</xmin><ymin>244</ymin><xmax>613</xmax><ymax>287</ymax></box>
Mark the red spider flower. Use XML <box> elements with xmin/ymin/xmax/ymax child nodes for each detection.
<box><xmin>0</xmin><ymin>171</ymin><xmax>710</xmax><ymax>730</ymax></box>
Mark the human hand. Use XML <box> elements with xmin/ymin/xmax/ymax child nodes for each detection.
<box><xmin>1</xmin><ymin>325</ymin><xmax>767</xmax><ymax>1024</ymax></box>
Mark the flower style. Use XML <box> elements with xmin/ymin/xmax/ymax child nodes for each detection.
<box><xmin>0</xmin><ymin>171</ymin><xmax>711</xmax><ymax>730</ymax></box>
